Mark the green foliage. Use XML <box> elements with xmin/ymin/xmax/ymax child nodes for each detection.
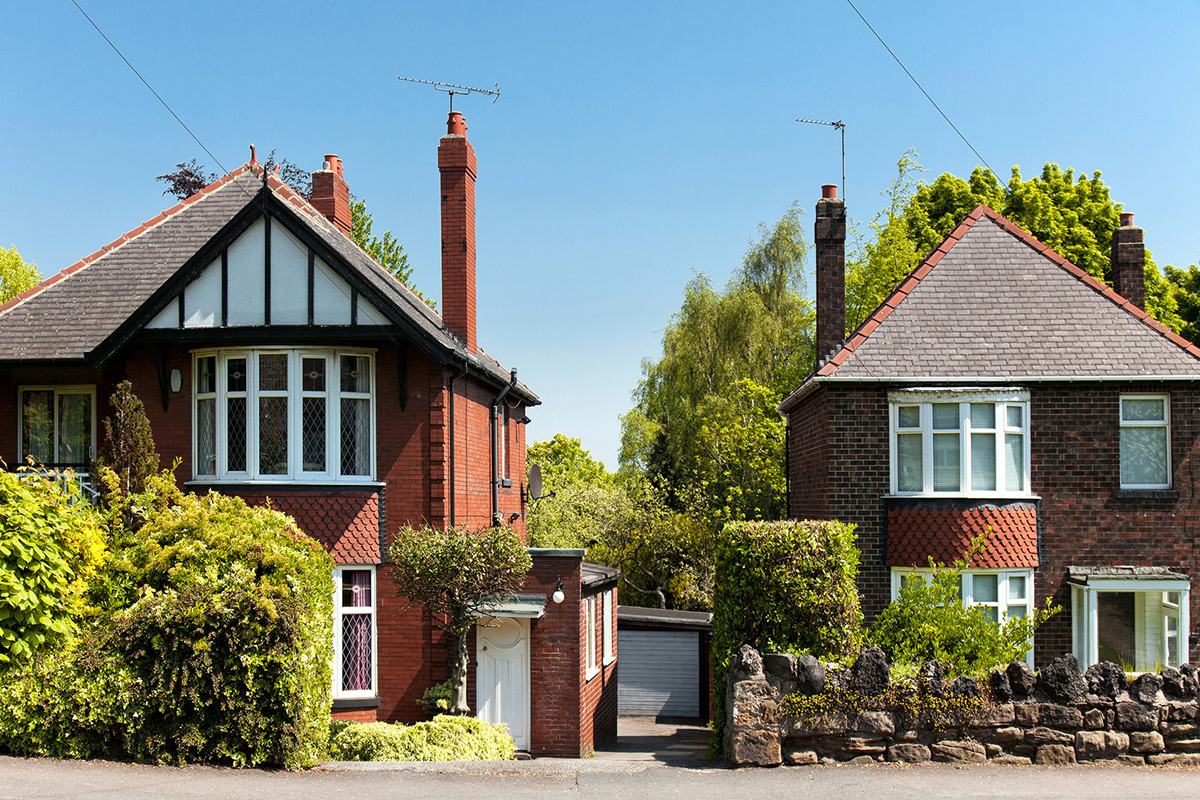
<box><xmin>871</xmin><ymin>542</ymin><xmax>1058</xmax><ymax>676</ymax></box>
<box><xmin>418</xmin><ymin>679</ymin><xmax>454</xmax><ymax>716</ymax></box>
<box><xmin>388</xmin><ymin>525</ymin><xmax>531</xmax><ymax>713</ymax></box>
<box><xmin>845</xmin><ymin>155</ymin><xmax>1185</xmax><ymax>334</ymax></box>
<box><xmin>1164</xmin><ymin>264</ymin><xmax>1200</xmax><ymax>344</ymax></box>
<box><xmin>0</xmin><ymin>245</ymin><xmax>40</xmax><ymax>304</ymax></box>
<box><xmin>94</xmin><ymin>381</ymin><xmax>160</xmax><ymax>500</ymax></box>
<box><xmin>351</xmin><ymin>198</ymin><xmax>433</xmax><ymax>307</ymax></box>
<box><xmin>783</xmin><ymin>680</ymin><xmax>990</xmax><ymax>736</ymax></box>
<box><xmin>0</xmin><ymin>468</ymin><xmax>106</xmax><ymax>664</ymax></box>
<box><xmin>330</xmin><ymin>716</ymin><xmax>516</xmax><ymax>761</ymax></box>
<box><xmin>620</xmin><ymin>207</ymin><xmax>812</xmax><ymax>525</ymax></box>
<box><xmin>527</xmin><ymin>434</ymin><xmax>612</xmax><ymax>490</ymax></box>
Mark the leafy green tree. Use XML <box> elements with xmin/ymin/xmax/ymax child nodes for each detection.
<box><xmin>527</xmin><ymin>434</ymin><xmax>611</xmax><ymax>491</ymax></box>
<box><xmin>94</xmin><ymin>381</ymin><xmax>159</xmax><ymax>499</ymax></box>
<box><xmin>0</xmin><ymin>245</ymin><xmax>40</xmax><ymax>304</ymax></box>
<box><xmin>387</xmin><ymin>525</ymin><xmax>531</xmax><ymax>714</ymax></box>
<box><xmin>1164</xmin><ymin>264</ymin><xmax>1200</xmax><ymax>343</ymax></box>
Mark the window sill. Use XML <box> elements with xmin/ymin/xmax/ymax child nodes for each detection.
<box><xmin>1112</xmin><ymin>488</ymin><xmax>1180</xmax><ymax>500</ymax></box>
<box><xmin>602</xmin><ymin>656</ymin><xmax>615</xmax><ymax>667</ymax></box>
<box><xmin>585</xmin><ymin>667</ymin><xmax>600</xmax><ymax>682</ymax></box>
<box><xmin>186</xmin><ymin>480</ymin><xmax>385</xmax><ymax>491</ymax></box>
<box><xmin>332</xmin><ymin>697</ymin><xmax>379</xmax><ymax>709</ymax></box>
<box><xmin>883</xmin><ymin>493</ymin><xmax>1040</xmax><ymax>501</ymax></box>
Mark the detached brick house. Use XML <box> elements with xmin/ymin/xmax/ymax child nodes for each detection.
<box><xmin>0</xmin><ymin>113</ymin><xmax>617</xmax><ymax>756</ymax></box>
<box><xmin>782</xmin><ymin>185</ymin><xmax>1199</xmax><ymax>671</ymax></box>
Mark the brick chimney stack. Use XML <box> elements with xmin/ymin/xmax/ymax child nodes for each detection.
<box><xmin>311</xmin><ymin>154</ymin><xmax>352</xmax><ymax>237</ymax></box>
<box><xmin>438</xmin><ymin>111</ymin><xmax>478</xmax><ymax>353</ymax></box>
<box><xmin>1112</xmin><ymin>212</ymin><xmax>1146</xmax><ymax>311</ymax></box>
<box><xmin>815</xmin><ymin>184</ymin><xmax>846</xmax><ymax>365</ymax></box>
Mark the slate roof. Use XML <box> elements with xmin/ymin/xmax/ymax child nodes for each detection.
<box><xmin>0</xmin><ymin>162</ymin><xmax>535</xmax><ymax>402</ymax></box>
<box><xmin>781</xmin><ymin>206</ymin><xmax>1200</xmax><ymax>412</ymax></box>
<box><xmin>886</xmin><ymin>503</ymin><xmax>1039</xmax><ymax>569</ymax></box>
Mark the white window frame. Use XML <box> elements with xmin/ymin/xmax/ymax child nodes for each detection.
<box><xmin>891</xmin><ymin>567</ymin><xmax>1036</xmax><ymax>664</ymax></box>
<box><xmin>585</xmin><ymin>594</ymin><xmax>598</xmax><ymax>679</ymax></box>
<box><xmin>332</xmin><ymin>565</ymin><xmax>377</xmax><ymax>700</ymax></box>
<box><xmin>602</xmin><ymin>589</ymin><xmax>615</xmax><ymax>665</ymax></box>
<box><xmin>889</xmin><ymin>389</ymin><xmax>1030</xmax><ymax>497</ymax></box>
<box><xmin>1071</xmin><ymin>579</ymin><xmax>1190</xmax><ymax>672</ymax></box>
<box><xmin>1119</xmin><ymin>394</ymin><xmax>1171</xmax><ymax>489</ymax></box>
<box><xmin>17</xmin><ymin>385</ymin><xmax>97</xmax><ymax>469</ymax></box>
<box><xmin>191</xmin><ymin>348</ymin><xmax>376</xmax><ymax>483</ymax></box>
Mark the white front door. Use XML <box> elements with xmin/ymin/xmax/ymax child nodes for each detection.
<box><xmin>476</xmin><ymin>616</ymin><xmax>531</xmax><ymax>751</ymax></box>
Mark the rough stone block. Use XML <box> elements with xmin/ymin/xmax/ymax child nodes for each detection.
<box><xmin>1038</xmin><ymin>654</ymin><xmax>1087</xmax><ymax>703</ymax></box>
<box><xmin>1025</xmin><ymin>727</ymin><xmax>1075</xmax><ymax>747</ymax></box>
<box><xmin>930</xmin><ymin>740</ymin><xmax>986</xmax><ymax>763</ymax></box>
<box><xmin>1115</xmin><ymin>754</ymin><xmax>1146</xmax><ymax>766</ymax></box>
<box><xmin>855</xmin><ymin>711</ymin><xmax>895</xmax><ymax>735</ymax></box>
<box><xmin>1007</xmin><ymin>661</ymin><xmax>1037</xmax><ymax>699</ymax></box>
<box><xmin>987</xmin><ymin>726</ymin><xmax>1024</xmax><ymax>744</ymax></box>
<box><xmin>851</xmin><ymin>647</ymin><xmax>889</xmax><ymax>696</ymax></box>
<box><xmin>1083</xmin><ymin>709</ymin><xmax>1106</xmax><ymax>729</ymax></box>
<box><xmin>920</xmin><ymin>660</ymin><xmax>946</xmax><ymax>696</ymax></box>
<box><xmin>984</xmin><ymin>743</ymin><xmax>1003</xmax><ymax>757</ymax></box>
<box><xmin>763</xmin><ymin>653</ymin><xmax>796</xmax><ymax>683</ymax></box>
<box><xmin>1165</xmin><ymin>723</ymin><xmax>1199</xmax><ymax>739</ymax></box>
<box><xmin>1148</xmin><ymin>753</ymin><xmax>1200</xmax><ymax>766</ymax></box>
<box><xmin>1116</xmin><ymin>701</ymin><xmax>1158</xmax><ymax>731</ymax></box>
<box><xmin>1074</xmin><ymin>730</ymin><xmax>1129</xmax><ymax>760</ymax></box>
<box><xmin>969</xmin><ymin>703</ymin><xmax>1015</xmax><ymax>727</ymax></box>
<box><xmin>1166</xmin><ymin>701</ymin><xmax>1199</xmax><ymax>722</ymax></box>
<box><xmin>1034</xmin><ymin>744</ymin><xmax>1077</xmax><ymax>765</ymax></box>
<box><xmin>1013</xmin><ymin>702</ymin><xmax>1038</xmax><ymax>727</ymax></box>
<box><xmin>1038</xmin><ymin>703</ymin><xmax>1083</xmax><ymax>729</ymax></box>
<box><xmin>886</xmin><ymin>743</ymin><xmax>930</xmax><ymax>763</ymax></box>
<box><xmin>1130</xmin><ymin>673</ymin><xmax>1163</xmax><ymax>705</ymax></box>
<box><xmin>789</xmin><ymin>712</ymin><xmax>849</xmax><ymax>737</ymax></box>
<box><xmin>729</xmin><ymin>644</ymin><xmax>764</xmax><ymax>682</ymax></box>
<box><xmin>795</xmin><ymin>655</ymin><xmax>825</xmax><ymax>696</ymax></box>
<box><xmin>1084</xmin><ymin>661</ymin><xmax>1127</xmax><ymax>699</ymax></box>
<box><xmin>989</xmin><ymin>667</ymin><xmax>1012</xmax><ymax>702</ymax></box>
<box><xmin>1130</xmin><ymin>730</ymin><xmax>1165</xmax><ymax>753</ymax></box>
<box><xmin>732</xmin><ymin>680</ymin><xmax>779</xmax><ymax>727</ymax></box>
<box><xmin>991</xmin><ymin>754</ymin><xmax>1033</xmax><ymax>765</ymax></box>
<box><xmin>1166</xmin><ymin>738</ymin><xmax>1200</xmax><ymax>753</ymax></box>
<box><xmin>729</xmin><ymin>728</ymin><xmax>781</xmax><ymax>767</ymax></box>
<box><xmin>783</xmin><ymin>746</ymin><xmax>818</xmax><ymax>766</ymax></box>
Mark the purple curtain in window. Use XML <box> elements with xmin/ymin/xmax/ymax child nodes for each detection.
<box><xmin>342</xmin><ymin>615</ymin><xmax>372</xmax><ymax>691</ymax></box>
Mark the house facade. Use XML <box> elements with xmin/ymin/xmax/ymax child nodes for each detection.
<box><xmin>782</xmin><ymin>185</ymin><xmax>1199</xmax><ymax>671</ymax></box>
<box><xmin>0</xmin><ymin>113</ymin><xmax>616</xmax><ymax>756</ymax></box>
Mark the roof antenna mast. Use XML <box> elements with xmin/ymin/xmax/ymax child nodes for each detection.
<box><xmin>397</xmin><ymin>76</ymin><xmax>500</xmax><ymax>112</ymax></box>
<box><xmin>796</xmin><ymin>117</ymin><xmax>845</xmax><ymax>202</ymax></box>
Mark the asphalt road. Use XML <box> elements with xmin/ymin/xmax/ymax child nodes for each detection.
<box><xmin>3</xmin><ymin>755</ymin><xmax>1200</xmax><ymax>800</ymax></box>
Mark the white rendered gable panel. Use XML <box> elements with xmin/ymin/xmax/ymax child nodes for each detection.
<box><xmin>359</xmin><ymin>297</ymin><xmax>388</xmax><ymax>326</ymax></box>
<box><xmin>226</xmin><ymin>218</ymin><xmax>266</xmax><ymax>326</ymax></box>
<box><xmin>146</xmin><ymin>297</ymin><xmax>179</xmax><ymax>329</ymax></box>
<box><xmin>312</xmin><ymin>255</ymin><xmax>353</xmax><ymax>325</ymax></box>
<box><xmin>183</xmin><ymin>255</ymin><xmax>222</xmax><ymax>328</ymax></box>
<box><xmin>270</xmin><ymin>219</ymin><xmax>309</xmax><ymax>325</ymax></box>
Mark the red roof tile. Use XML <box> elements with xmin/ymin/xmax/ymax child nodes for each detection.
<box><xmin>887</xmin><ymin>504</ymin><xmax>1038</xmax><ymax>569</ymax></box>
<box><xmin>230</xmin><ymin>490</ymin><xmax>381</xmax><ymax>565</ymax></box>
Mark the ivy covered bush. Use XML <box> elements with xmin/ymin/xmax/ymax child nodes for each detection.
<box><xmin>0</xmin><ymin>489</ymin><xmax>335</xmax><ymax>768</ymax></box>
<box><xmin>330</xmin><ymin>716</ymin><xmax>516</xmax><ymax>762</ymax></box>
<box><xmin>0</xmin><ymin>467</ymin><xmax>106</xmax><ymax>664</ymax></box>
<box><xmin>711</xmin><ymin>519</ymin><xmax>864</xmax><ymax>748</ymax></box>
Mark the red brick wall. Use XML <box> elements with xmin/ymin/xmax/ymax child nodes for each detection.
<box><xmin>787</xmin><ymin>380</ymin><xmax>1200</xmax><ymax>667</ymax></box>
<box><xmin>521</xmin><ymin>554</ymin><xmax>585</xmax><ymax>756</ymax></box>
<box><xmin>581</xmin><ymin>585</ymin><xmax>618</xmax><ymax>750</ymax></box>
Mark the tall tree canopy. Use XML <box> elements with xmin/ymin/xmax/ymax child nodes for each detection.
<box><xmin>0</xmin><ymin>246</ymin><xmax>40</xmax><ymax>304</ymax></box>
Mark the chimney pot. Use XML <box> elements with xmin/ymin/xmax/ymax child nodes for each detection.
<box><xmin>446</xmin><ymin>112</ymin><xmax>468</xmax><ymax>137</ymax></box>
<box><xmin>822</xmin><ymin>184</ymin><xmax>838</xmax><ymax>200</ymax></box>
<box><xmin>1120</xmin><ymin>212</ymin><xmax>1134</xmax><ymax>227</ymax></box>
<box><xmin>311</xmin><ymin>154</ymin><xmax>352</xmax><ymax>236</ymax></box>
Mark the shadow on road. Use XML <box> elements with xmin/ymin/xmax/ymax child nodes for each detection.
<box><xmin>592</xmin><ymin>716</ymin><xmax>722</xmax><ymax>768</ymax></box>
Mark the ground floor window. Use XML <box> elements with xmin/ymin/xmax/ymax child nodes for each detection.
<box><xmin>333</xmin><ymin>566</ymin><xmax>376</xmax><ymax>698</ymax></box>
<box><xmin>19</xmin><ymin>385</ymin><xmax>95</xmax><ymax>469</ymax></box>
<box><xmin>1070</xmin><ymin>568</ymin><xmax>1190</xmax><ymax>671</ymax></box>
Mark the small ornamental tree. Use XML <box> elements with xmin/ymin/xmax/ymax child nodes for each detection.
<box><xmin>95</xmin><ymin>380</ymin><xmax>160</xmax><ymax>499</ymax></box>
<box><xmin>388</xmin><ymin>525</ymin><xmax>532</xmax><ymax>714</ymax></box>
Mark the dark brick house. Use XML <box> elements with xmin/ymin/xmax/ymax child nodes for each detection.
<box><xmin>0</xmin><ymin>113</ymin><xmax>616</xmax><ymax>756</ymax></box>
<box><xmin>782</xmin><ymin>185</ymin><xmax>1199</xmax><ymax>671</ymax></box>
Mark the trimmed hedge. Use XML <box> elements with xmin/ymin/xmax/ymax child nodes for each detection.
<box><xmin>330</xmin><ymin>716</ymin><xmax>517</xmax><ymax>761</ymax></box>
<box><xmin>711</xmin><ymin>519</ymin><xmax>863</xmax><ymax>751</ymax></box>
<box><xmin>0</xmin><ymin>491</ymin><xmax>334</xmax><ymax>768</ymax></box>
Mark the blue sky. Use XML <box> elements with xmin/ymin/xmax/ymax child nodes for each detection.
<box><xmin>5</xmin><ymin>1</ymin><xmax>1199</xmax><ymax>467</ymax></box>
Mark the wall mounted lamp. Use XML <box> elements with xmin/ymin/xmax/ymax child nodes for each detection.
<box><xmin>551</xmin><ymin>580</ymin><xmax>565</xmax><ymax>605</ymax></box>
<box><xmin>170</xmin><ymin>369</ymin><xmax>183</xmax><ymax>393</ymax></box>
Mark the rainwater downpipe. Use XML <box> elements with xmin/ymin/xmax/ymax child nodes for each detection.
<box><xmin>448</xmin><ymin>358</ymin><xmax>469</xmax><ymax>528</ymax></box>
<box><xmin>491</xmin><ymin>368</ymin><xmax>518</xmax><ymax>525</ymax></box>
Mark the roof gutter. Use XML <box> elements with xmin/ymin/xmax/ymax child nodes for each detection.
<box><xmin>491</xmin><ymin>367</ymin><xmax>518</xmax><ymax>526</ymax></box>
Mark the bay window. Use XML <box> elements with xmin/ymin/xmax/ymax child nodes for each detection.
<box><xmin>890</xmin><ymin>389</ymin><xmax>1029</xmax><ymax>496</ymax></box>
<box><xmin>333</xmin><ymin>566</ymin><xmax>376</xmax><ymax>698</ymax></box>
<box><xmin>1120</xmin><ymin>395</ymin><xmax>1170</xmax><ymax>489</ymax></box>
<box><xmin>193</xmin><ymin>349</ymin><xmax>374</xmax><ymax>481</ymax></box>
<box><xmin>1069</xmin><ymin>568</ymin><xmax>1190</xmax><ymax>671</ymax></box>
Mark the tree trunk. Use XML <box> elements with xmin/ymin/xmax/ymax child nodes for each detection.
<box><xmin>451</xmin><ymin>623</ymin><xmax>471</xmax><ymax>714</ymax></box>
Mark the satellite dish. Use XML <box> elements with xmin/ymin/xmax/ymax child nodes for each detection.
<box><xmin>527</xmin><ymin>464</ymin><xmax>554</xmax><ymax>501</ymax></box>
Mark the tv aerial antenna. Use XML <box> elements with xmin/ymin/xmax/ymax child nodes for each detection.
<box><xmin>796</xmin><ymin>117</ymin><xmax>845</xmax><ymax>202</ymax></box>
<box><xmin>398</xmin><ymin>76</ymin><xmax>500</xmax><ymax>111</ymax></box>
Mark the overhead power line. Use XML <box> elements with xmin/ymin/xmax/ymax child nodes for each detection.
<box><xmin>844</xmin><ymin>0</ymin><xmax>998</xmax><ymax>184</ymax></box>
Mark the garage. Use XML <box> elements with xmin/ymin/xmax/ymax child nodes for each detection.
<box><xmin>616</xmin><ymin>606</ymin><xmax>711</xmax><ymax>720</ymax></box>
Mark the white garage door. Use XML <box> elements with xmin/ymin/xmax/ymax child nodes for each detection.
<box><xmin>618</xmin><ymin>629</ymin><xmax>699</xmax><ymax>717</ymax></box>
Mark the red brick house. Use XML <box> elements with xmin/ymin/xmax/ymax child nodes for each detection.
<box><xmin>782</xmin><ymin>185</ymin><xmax>1199</xmax><ymax>671</ymax></box>
<box><xmin>0</xmin><ymin>112</ymin><xmax>616</xmax><ymax>756</ymax></box>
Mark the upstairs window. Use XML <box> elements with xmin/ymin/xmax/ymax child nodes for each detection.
<box><xmin>1120</xmin><ymin>395</ymin><xmax>1170</xmax><ymax>489</ymax></box>
<box><xmin>19</xmin><ymin>386</ymin><xmax>95</xmax><ymax>470</ymax></box>
<box><xmin>194</xmin><ymin>349</ymin><xmax>374</xmax><ymax>481</ymax></box>
<box><xmin>891</xmin><ymin>390</ymin><xmax>1029</xmax><ymax>496</ymax></box>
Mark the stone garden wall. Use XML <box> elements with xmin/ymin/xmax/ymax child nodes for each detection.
<box><xmin>725</xmin><ymin>645</ymin><xmax>1200</xmax><ymax>767</ymax></box>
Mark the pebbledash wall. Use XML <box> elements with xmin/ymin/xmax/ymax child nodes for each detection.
<box><xmin>725</xmin><ymin>645</ymin><xmax>1200</xmax><ymax>768</ymax></box>
<box><xmin>787</xmin><ymin>380</ymin><xmax>1200</xmax><ymax>667</ymax></box>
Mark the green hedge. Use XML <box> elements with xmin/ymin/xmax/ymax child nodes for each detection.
<box><xmin>330</xmin><ymin>716</ymin><xmax>516</xmax><ymax>761</ymax></box>
<box><xmin>711</xmin><ymin>519</ymin><xmax>863</xmax><ymax>751</ymax></box>
<box><xmin>0</xmin><ymin>491</ymin><xmax>334</xmax><ymax>768</ymax></box>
